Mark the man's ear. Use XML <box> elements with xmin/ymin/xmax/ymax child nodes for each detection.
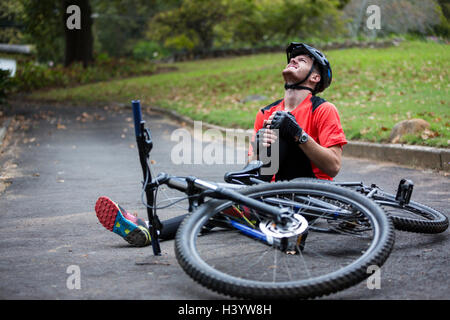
<box><xmin>311</xmin><ymin>72</ymin><xmax>321</xmax><ymax>84</ymax></box>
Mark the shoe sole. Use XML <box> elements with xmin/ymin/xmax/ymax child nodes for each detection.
<box><xmin>95</xmin><ymin>196</ymin><xmax>150</xmax><ymax>247</ymax></box>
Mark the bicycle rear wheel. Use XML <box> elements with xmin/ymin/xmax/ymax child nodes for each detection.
<box><xmin>291</xmin><ymin>178</ymin><xmax>448</xmax><ymax>234</ymax></box>
<box><xmin>175</xmin><ymin>181</ymin><xmax>394</xmax><ymax>299</ymax></box>
<box><xmin>372</xmin><ymin>193</ymin><xmax>448</xmax><ymax>234</ymax></box>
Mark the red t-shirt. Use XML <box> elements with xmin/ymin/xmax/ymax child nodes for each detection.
<box><xmin>248</xmin><ymin>93</ymin><xmax>347</xmax><ymax>180</ymax></box>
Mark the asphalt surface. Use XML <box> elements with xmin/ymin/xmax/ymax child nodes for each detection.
<box><xmin>0</xmin><ymin>102</ymin><xmax>449</xmax><ymax>300</ymax></box>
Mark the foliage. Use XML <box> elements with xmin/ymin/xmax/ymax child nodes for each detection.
<box><xmin>9</xmin><ymin>0</ymin><xmax>449</xmax><ymax>66</ymax></box>
<box><xmin>147</xmin><ymin>0</ymin><xmax>229</xmax><ymax>52</ymax></box>
<box><xmin>20</xmin><ymin>0</ymin><xmax>65</xmax><ymax>63</ymax></box>
<box><xmin>91</xmin><ymin>0</ymin><xmax>181</xmax><ymax>57</ymax></box>
<box><xmin>5</xmin><ymin>55</ymin><xmax>156</xmax><ymax>93</ymax></box>
<box><xmin>132</xmin><ymin>40</ymin><xmax>170</xmax><ymax>60</ymax></box>
<box><xmin>14</xmin><ymin>0</ymin><xmax>179</xmax><ymax>62</ymax></box>
<box><xmin>434</xmin><ymin>0</ymin><xmax>450</xmax><ymax>38</ymax></box>
<box><xmin>0</xmin><ymin>69</ymin><xmax>12</xmax><ymax>104</ymax></box>
<box><xmin>147</xmin><ymin>0</ymin><xmax>345</xmax><ymax>52</ymax></box>
<box><xmin>0</xmin><ymin>0</ymin><xmax>25</xmax><ymax>44</ymax></box>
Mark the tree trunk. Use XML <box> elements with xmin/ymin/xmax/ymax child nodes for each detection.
<box><xmin>63</xmin><ymin>0</ymin><xmax>93</xmax><ymax>67</ymax></box>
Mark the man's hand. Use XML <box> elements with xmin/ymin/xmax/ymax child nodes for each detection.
<box><xmin>255</xmin><ymin>128</ymin><xmax>278</xmax><ymax>147</ymax></box>
<box><xmin>269</xmin><ymin>111</ymin><xmax>303</xmax><ymax>141</ymax></box>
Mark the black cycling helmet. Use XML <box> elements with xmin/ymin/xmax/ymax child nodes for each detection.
<box><xmin>285</xmin><ymin>42</ymin><xmax>332</xmax><ymax>94</ymax></box>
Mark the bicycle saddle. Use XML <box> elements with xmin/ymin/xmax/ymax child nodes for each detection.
<box><xmin>224</xmin><ymin>160</ymin><xmax>264</xmax><ymax>184</ymax></box>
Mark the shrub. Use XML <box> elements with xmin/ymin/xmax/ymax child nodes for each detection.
<box><xmin>6</xmin><ymin>56</ymin><xmax>156</xmax><ymax>94</ymax></box>
<box><xmin>132</xmin><ymin>40</ymin><xmax>170</xmax><ymax>61</ymax></box>
<box><xmin>0</xmin><ymin>69</ymin><xmax>12</xmax><ymax>103</ymax></box>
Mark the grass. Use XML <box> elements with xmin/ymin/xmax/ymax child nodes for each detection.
<box><xmin>30</xmin><ymin>40</ymin><xmax>449</xmax><ymax>147</ymax></box>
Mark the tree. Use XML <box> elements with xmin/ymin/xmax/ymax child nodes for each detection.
<box><xmin>20</xmin><ymin>0</ymin><xmax>94</xmax><ymax>66</ymax></box>
<box><xmin>91</xmin><ymin>0</ymin><xmax>178</xmax><ymax>57</ymax></box>
<box><xmin>21</xmin><ymin>0</ymin><xmax>65</xmax><ymax>63</ymax></box>
<box><xmin>0</xmin><ymin>0</ymin><xmax>25</xmax><ymax>44</ymax></box>
<box><xmin>148</xmin><ymin>0</ymin><xmax>229</xmax><ymax>52</ymax></box>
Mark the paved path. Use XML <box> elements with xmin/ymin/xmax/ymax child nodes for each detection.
<box><xmin>0</xmin><ymin>102</ymin><xmax>448</xmax><ymax>300</ymax></box>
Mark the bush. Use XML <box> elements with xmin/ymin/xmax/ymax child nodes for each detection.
<box><xmin>6</xmin><ymin>56</ymin><xmax>157</xmax><ymax>94</ymax></box>
<box><xmin>132</xmin><ymin>41</ymin><xmax>170</xmax><ymax>61</ymax></box>
<box><xmin>0</xmin><ymin>69</ymin><xmax>12</xmax><ymax>103</ymax></box>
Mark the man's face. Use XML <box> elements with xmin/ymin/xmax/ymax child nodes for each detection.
<box><xmin>282</xmin><ymin>54</ymin><xmax>315</xmax><ymax>84</ymax></box>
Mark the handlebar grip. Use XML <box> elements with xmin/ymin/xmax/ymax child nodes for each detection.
<box><xmin>132</xmin><ymin>100</ymin><xmax>143</xmax><ymax>138</ymax></box>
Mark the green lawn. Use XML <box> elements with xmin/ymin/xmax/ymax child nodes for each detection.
<box><xmin>31</xmin><ymin>40</ymin><xmax>449</xmax><ymax>147</ymax></box>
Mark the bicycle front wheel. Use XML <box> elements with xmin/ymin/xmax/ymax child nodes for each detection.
<box><xmin>175</xmin><ymin>181</ymin><xmax>395</xmax><ymax>299</ymax></box>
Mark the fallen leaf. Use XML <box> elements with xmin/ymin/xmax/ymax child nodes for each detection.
<box><xmin>421</xmin><ymin>129</ymin><xmax>439</xmax><ymax>140</ymax></box>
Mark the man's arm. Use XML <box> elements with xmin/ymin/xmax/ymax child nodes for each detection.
<box><xmin>295</xmin><ymin>137</ymin><xmax>342</xmax><ymax>178</ymax></box>
<box><xmin>264</xmin><ymin>112</ymin><xmax>343</xmax><ymax>178</ymax></box>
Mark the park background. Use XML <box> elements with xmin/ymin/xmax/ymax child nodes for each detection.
<box><xmin>0</xmin><ymin>0</ymin><xmax>449</xmax><ymax>148</ymax></box>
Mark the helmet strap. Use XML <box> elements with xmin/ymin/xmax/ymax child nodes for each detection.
<box><xmin>284</xmin><ymin>64</ymin><xmax>316</xmax><ymax>94</ymax></box>
<box><xmin>284</xmin><ymin>83</ymin><xmax>314</xmax><ymax>93</ymax></box>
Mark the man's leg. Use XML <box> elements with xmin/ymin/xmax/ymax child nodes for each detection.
<box><xmin>95</xmin><ymin>196</ymin><xmax>151</xmax><ymax>247</ymax></box>
<box><xmin>95</xmin><ymin>196</ymin><xmax>187</xmax><ymax>246</ymax></box>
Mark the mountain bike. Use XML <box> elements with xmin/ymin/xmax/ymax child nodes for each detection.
<box><xmin>224</xmin><ymin>162</ymin><xmax>449</xmax><ymax>234</ymax></box>
<box><xmin>131</xmin><ymin>100</ymin><xmax>395</xmax><ymax>299</ymax></box>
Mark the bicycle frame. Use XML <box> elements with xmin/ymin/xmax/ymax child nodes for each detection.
<box><xmin>225</xmin><ymin>160</ymin><xmax>415</xmax><ymax>207</ymax></box>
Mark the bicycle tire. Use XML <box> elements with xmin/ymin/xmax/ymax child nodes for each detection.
<box><xmin>372</xmin><ymin>193</ymin><xmax>448</xmax><ymax>234</ymax></box>
<box><xmin>175</xmin><ymin>181</ymin><xmax>394</xmax><ymax>299</ymax></box>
